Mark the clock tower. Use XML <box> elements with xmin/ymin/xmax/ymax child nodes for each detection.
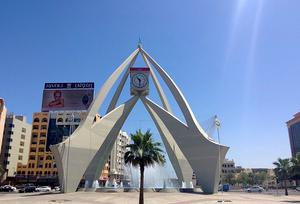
<box><xmin>130</xmin><ymin>67</ymin><xmax>150</xmax><ymax>96</ymax></box>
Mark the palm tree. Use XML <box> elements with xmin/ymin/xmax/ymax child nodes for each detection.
<box><xmin>124</xmin><ymin>129</ymin><xmax>166</xmax><ymax>204</ymax></box>
<box><xmin>290</xmin><ymin>153</ymin><xmax>300</xmax><ymax>181</ymax></box>
<box><xmin>0</xmin><ymin>164</ymin><xmax>4</xmax><ymax>176</ymax></box>
<box><xmin>273</xmin><ymin>158</ymin><xmax>291</xmax><ymax>196</ymax></box>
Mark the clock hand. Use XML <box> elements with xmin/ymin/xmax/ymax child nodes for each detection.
<box><xmin>137</xmin><ymin>77</ymin><xmax>141</xmax><ymax>86</ymax></box>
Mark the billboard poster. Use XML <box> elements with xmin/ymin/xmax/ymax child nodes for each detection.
<box><xmin>42</xmin><ymin>82</ymin><xmax>94</xmax><ymax>112</ymax></box>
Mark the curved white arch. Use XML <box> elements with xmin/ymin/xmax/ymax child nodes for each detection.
<box><xmin>50</xmin><ymin>46</ymin><xmax>229</xmax><ymax>194</ymax></box>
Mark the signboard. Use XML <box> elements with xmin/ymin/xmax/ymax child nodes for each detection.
<box><xmin>42</xmin><ymin>82</ymin><xmax>94</xmax><ymax>112</ymax></box>
<box><xmin>130</xmin><ymin>67</ymin><xmax>150</xmax><ymax>96</ymax></box>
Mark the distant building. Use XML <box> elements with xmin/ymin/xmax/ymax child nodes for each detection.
<box><xmin>287</xmin><ymin>112</ymin><xmax>300</xmax><ymax>157</ymax></box>
<box><xmin>0</xmin><ymin>98</ymin><xmax>7</xmax><ymax>154</ymax></box>
<box><xmin>221</xmin><ymin>159</ymin><xmax>236</xmax><ymax>175</ymax></box>
<box><xmin>0</xmin><ymin>114</ymin><xmax>31</xmax><ymax>179</ymax></box>
<box><xmin>16</xmin><ymin>82</ymin><xmax>130</xmax><ymax>186</ymax></box>
<box><xmin>108</xmin><ymin>131</ymin><xmax>130</xmax><ymax>182</ymax></box>
<box><xmin>17</xmin><ymin>111</ymin><xmax>90</xmax><ymax>185</ymax></box>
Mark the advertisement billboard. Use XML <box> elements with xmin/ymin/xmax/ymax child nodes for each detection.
<box><xmin>42</xmin><ymin>82</ymin><xmax>94</xmax><ymax>112</ymax></box>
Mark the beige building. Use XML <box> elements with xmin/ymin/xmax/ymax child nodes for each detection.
<box><xmin>108</xmin><ymin>131</ymin><xmax>130</xmax><ymax>181</ymax></box>
<box><xmin>0</xmin><ymin>114</ymin><xmax>31</xmax><ymax>177</ymax></box>
<box><xmin>17</xmin><ymin>111</ymin><xmax>86</xmax><ymax>180</ymax></box>
<box><xmin>0</xmin><ymin>98</ymin><xmax>7</xmax><ymax>154</ymax></box>
<box><xmin>222</xmin><ymin>159</ymin><xmax>236</xmax><ymax>175</ymax></box>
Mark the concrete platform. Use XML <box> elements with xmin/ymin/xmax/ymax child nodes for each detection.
<box><xmin>1</xmin><ymin>190</ymin><xmax>300</xmax><ymax>204</ymax></box>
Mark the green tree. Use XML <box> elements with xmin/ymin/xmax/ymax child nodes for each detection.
<box><xmin>290</xmin><ymin>153</ymin><xmax>300</xmax><ymax>180</ymax></box>
<box><xmin>0</xmin><ymin>164</ymin><xmax>4</xmax><ymax>176</ymax></box>
<box><xmin>236</xmin><ymin>172</ymin><xmax>250</xmax><ymax>187</ymax></box>
<box><xmin>255</xmin><ymin>172</ymin><xmax>267</xmax><ymax>186</ymax></box>
<box><xmin>224</xmin><ymin>173</ymin><xmax>236</xmax><ymax>185</ymax></box>
<box><xmin>124</xmin><ymin>130</ymin><xmax>166</xmax><ymax>204</ymax></box>
<box><xmin>273</xmin><ymin>158</ymin><xmax>291</xmax><ymax>196</ymax></box>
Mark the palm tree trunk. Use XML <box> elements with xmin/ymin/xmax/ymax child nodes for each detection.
<box><xmin>139</xmin><ymin>165</ymin><xmax>145</xmax><ymax>204</ymax></box>
<box><xmin>284</xmin><ymin>180</ymin><xmax>288</xmax><ymax>196</ymax></box>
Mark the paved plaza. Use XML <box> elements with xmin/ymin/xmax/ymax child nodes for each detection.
<box><xmin>1</xmin><ymin>191</ymin><xmax>300</xmax><ymax>204</ymax></box>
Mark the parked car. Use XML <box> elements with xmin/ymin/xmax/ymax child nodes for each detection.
<box><xmin>0</xmin><ymin>185</ymin><xmax>16</xmax><ymax>192</ymax></box>
<box><xmin>246</xmin><ymin>186</ymin><xmax>264</xmax><ymax>193</ymax></box>
<box><xmin>36</xmin><ymin>186</ymin><xmax>51</xmax><ymax>192</ymax></box>
<box><xmin>54</xmin><ymin>186</ymin><xmax>60</xmax><ymax>191</ymax></box>
<box><xmin>18</xmin><ymin>185</ymin><xmax>36</xmax><ymax>193</ymax></box>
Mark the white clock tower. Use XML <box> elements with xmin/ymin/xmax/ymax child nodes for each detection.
<box><xmin>130</xmin><ymin>67</ymin><xmax>150</xmax><ymax>96</ymax></box>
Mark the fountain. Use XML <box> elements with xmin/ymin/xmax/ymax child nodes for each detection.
<box><xmin>123</xmin><ymin>163</ymin><xmax>179</xmax><ymax>192</ymax></box>
<box><xmin>84</xmin><ymin>180</ymin><xmax>89</xmax><ymax>189</ymax></box>
<box><xmin>96</xmin><ymin>178</ymin><xmax>122</xmax><ymax>193</ymax></box>
<box><xmin>92</xmin><ymin>180</ymin><xmax>100</xmax><ymax>188</ymax></box>
<box><xmin>105</xmin><ymin>180</ymin><xmax>109</xmax><ymax>188</ymax></box>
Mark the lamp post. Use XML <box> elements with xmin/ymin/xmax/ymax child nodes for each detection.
<box><xmin>65</xmin><ymin>113</ymin><xmax>75</xmax><ymax>193</ymax></box>
<box><xmin>215</xmin><ymin>115</ymin><xmax>223</xmax><ymax>203</ymax></box>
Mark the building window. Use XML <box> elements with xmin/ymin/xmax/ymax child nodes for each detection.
<box><xmin>41</xmin><ymin>125</ymin><xmax>47</xmax><ymax>130</ymax></box>
<box><xmin>40</xmin><ymin>134</ymin><xmax>46</xmax><ymax>138</ymax></box>
<box><xmin>33</xmin><ymin>125</ymin><xmax>39</xmax><ymax>130</ymax></box>
<box><xmin>28</xmin><ymin>163</ymin><xmax>31</xmax><ymax>168</ymax></box>
<box><xmin>21</xmin><ymin>134</ymin><xmax>26</xmax><ymax>139</ymax></box>
<box><xmin>42</xmin><ymin>118</ymin><xmax>48</xmax><ymax>123</ymax></box>
<box><xmin>32</xmin><ymin>134</ymin><xmax>38</xmax><ymax>138</ymax></box>
<box><xmin>32</xmin><ymin>163</ymin><xmax>35</xmax><ymax>168</ymax></box>
<box><xmin>57</xmin><ymin>118</ymin><xmax>63</xmax><ymax>123</ymax></box>
<box><xmin>38</xmin><ymin>148</ymin><xmax>44</xmax><ymax>152</ymax></box>
<box><xmin>46</xmin><ymin>155</ymin><xmax>52</xmax><ymax>160</ymax></box>
<box><xmin>4</xmin><ymin>153</ymin><xmax>11</xmax><ymax>157</ymax></box>
<box><xmin>20</xmin><ymin>141</ymin><xmax>24</xmax><ymax>146</ymax></box>
<box><xmin>29</xmin><ymin>155</ymin><xmax>35</xmax><ymax>160</ymax></box>
<box><xmin>19</xmin><ymin>148</ymin><xmax>23</xmax><ymax>153</ymax></box>
<box><xmin>48</xmin><ymin>163</ymin><xmax>52</xmax><ymax>168</ymax></box>
<box><xmin>7</xmin><ymin>138</ymin><xmax>13</xmax><ymax>142</ymax></box>
<box><xmin>18</xmin><ymin>155</ymin><xmax>23</xmax><ymax>160</ymax></box>
<box><xmin>39</xmin><ymin>156</ymin><xmax>44</xmax><ymax>160</ymax></box>
<box><xmin>22</xmin><ymin>128</ymin><xmax>26</xmax><ymax>133</ymax></box>
<box><xmin>8</xmin><ymin>131</ymin><xmax>13</xmax><ymax>135</ymax></box>
<box><xmin>33</xmin><ymin>118</ymin><xmax>40</xmax><ymax>123</ymax></box>
<box><xmin>39</xmin><ymin>140</ymin><xmax>45</xmax><ymax>145</ymax></box>
<box><xmin>8</xmin><ymin>124</ymin><xmax>15</xmax><ymax>128</ymax></box>
<box><xmin>74</xmin><ymin>118</ymin><xmax>81</xmax><ymax>123</ymax></box>
<box><xmin>45</xmin><ymin>163</ymin><xmax>48</xmax><ymax>168</ymax></box>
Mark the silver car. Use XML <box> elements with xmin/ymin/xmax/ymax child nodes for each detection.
<box><xmin>246</xmin><ymin>186</ymin><xmax>264</xmax><ymax>192</ymax></box>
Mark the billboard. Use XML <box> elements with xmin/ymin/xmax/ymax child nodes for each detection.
<box><xmin>42</xmin><ymin>82</ymin><xmax>94</xmax><ymax>112</ymax></box>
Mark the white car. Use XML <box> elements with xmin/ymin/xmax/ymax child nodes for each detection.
<box><xmin>246</xmin><ymin>186</ymin><xmax>264</xmax><ymax>193</ymax></box>
<box><xmin>36</xmin><ymin>186</ymin><xmax>51</xmax><ymax>192</ymax></box>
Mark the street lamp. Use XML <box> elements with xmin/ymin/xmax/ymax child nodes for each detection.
<box><xmin>65</xmin><ymin>113</ymin><xmax>75</xmax><ymax>192</ymax></box>
<box><xmin>215</xmin><ymin>115</ymin><xmax>224</xmax><ymax>203</ymax></box>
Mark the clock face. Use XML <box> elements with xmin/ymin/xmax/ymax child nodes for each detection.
<box><xmin>131</xmin><ymin>73</ymin><xmax>148</xmax><ymax>89</ymax></box>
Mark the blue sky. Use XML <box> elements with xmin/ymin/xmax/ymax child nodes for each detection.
<box><xmin>1</xmin><ymin>0</ymin><xmax>300</xmax><ymax>168</ymax></box>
